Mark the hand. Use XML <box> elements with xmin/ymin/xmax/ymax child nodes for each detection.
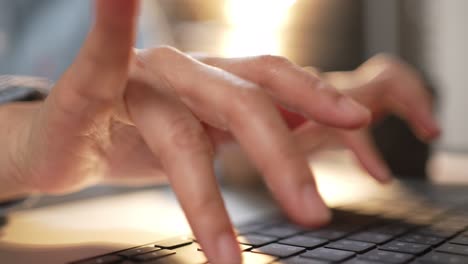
<box><xmin>292</xmin><ymin>55</ymin><xmax>440</xmax><ymax>182</ymax></box>
<box><xmin>6</xmin><ymin>1</ymin><xmax>372</xmax><ymax>263</ymax></box>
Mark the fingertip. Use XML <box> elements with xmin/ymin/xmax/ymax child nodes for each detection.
<box><xmin>427</xmin><ymin>120</ymin><xmax>442</xmax><ymax>139</ymax></box>
<box><xmin>217</xmin><ymin>232</ymin><xmax>242</xmax><ymax>264</ymax></box>
<box><xmin>94</xmin><ymin>0</ymin><xmax>139</xmax><ymax>42</ymax></box>
<box><xmin>312</xmin><ymin>84</ymin><xmax>372</xmax><ymax>129</ymax></box>
<box><xmin>380</xmin><ymin>175</ymin><xmax>394</xmax><ymax>184</ymax></box>
<box><xmin>415</xmin><ymin>118</ymin><xmax>442</xmax><ymax>142</ymax></box>
<box><xmin>369</xmin><ymin>158</ymin><xmax>393</xmax><ymax>184</ymax></box>
<box><xmin>374</xmin><ymin>167</ymin><xmax>393</xmax><ymax>184</ymax></box>
<box><xmin>295</xmin><ymin>183</ymin><xmax>331</xmax><ymax>227</ymax></box>
<box><xmin>191</xmin><ymin>218</ymin><xmax>240</xmax><ymax>264</ymax></box>
<box><xmin>96</xmin><ymin>0</ymin><xmax>140</xmax><ymax>18</ymax></box>
<box><xmin>197</xmin><ymin>230</ymin><xmax>241</xmax><ymax>264</ymax></box>
<box><xmin>342</xmin><ymin>131</ymin><xmax>394</xmax><ymax>184</ymax></box>
<box><xmin>363</xmin><ymin>154</ymin><xmax>393</xmax><ymax>184</ymax></box>
<box><xmin>76</xmin><ymin>0</ymin><xmax>138</xmax><ymax>89</ymax></box>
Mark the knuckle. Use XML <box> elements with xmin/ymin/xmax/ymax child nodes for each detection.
<box><xmin>167</xmin><ymin>115</ymin><xmax>212</xmax><ymax>153</ymax></box>
<box><xmin>228</xmin><ymin>87</ymin><xmax>266</xmax><ymax>118</ymax></box>
<box><xmin>76</xmin><ymin>81</ymin><xmax>117</xmax><ymax>104</ymax></box>
<box><xmin>81</xmin><ymin>50</ymin><xmax>130</xmax><ymax>86</ymax></box>
<box><xmin>144</xmin><ymin>45</ymin><xmax>183</xmax><ymax>61</ymax></box>
<box><xmin>277</xmin><ymin>140</ymin><xmax>303</xmax><ymax>168</ymax></box>
<box><xmin>257</xmin><ymin>55</ymin><xmax>292</xmax><ymax>70</ymax></box>
<box><xmin>84</xmin><ymin>46</ymin><xmax>123</xmax><ymax>69</ymax></box>
<box><xmin>69</xmin><ymin>54</ymin><xmax>130</xmax><ymax>104</ymax></box>
<box><xmin>253</xmin><ymin>55</ymin><xmax>297</xmax><ymax>88</ymax></box>
<box><xmin>374</xmin><ymin>53</ymin><xmax>399</xmax><ymax>64</ymax></box>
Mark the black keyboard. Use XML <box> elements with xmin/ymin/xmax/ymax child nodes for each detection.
<box><xmin>71</xmin><ymin>200</ymin><xmax>468</xmax><ymax>264</ymax></box>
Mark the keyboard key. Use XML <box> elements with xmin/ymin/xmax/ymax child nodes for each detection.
<box><xmin>256</xmin><ymin>225</ymin><xmax>304</xmax><ymax>238</ymax></box>
<box><xmin>273</xmin><ymin>256</ymin><xmax>329</xmax><ymax>263</ymax></box>
<box><xmin>74</xmin><ymin>255</ymin><xmax>123</xmax><ymax>264</ymax></box>
<box><xmin>118</xmin><ymin>246</ymin><xmax>161</xmax><ymax>257</ymax></box>
<box><xmin>153</xmin><ymin>236</ymin><xmax>193</xmax><ymax>249</ymax></box>
<box><xmin>360</xmin><ymin>249</ymin><xmax>413</xmax><ymax>264</ymax></box>
<box><xmin>236</xmin><ymin>224</ymin><xmax>266</xmax><ymax>234</ymax></box>
<box><xmin>301</xmin><ymin>247</ymin><xmax>355</xmax><ymax>262</ymax></box>
<box><xmin>242</xmin><ymin>252</ymin><xmax>277</xmax><ymax>264</ymax></box>
<box><xmin>348</xmin><ymin>232</ymin><xmax>392</xmax><ymax>244</ymax></box>
<box><xmin>240</xmin><ymin>244</ymin><xmax>253</xmax><ymax>251</ymax></box>
<box><xmin>326</xmin><ymin>239</ymin><xmax>375</xmax><ymax>253</ymax></box>
<box><xmin>418</xmin><ymin>252</ymin><xmax>468</xmax><ymax>264</ymax></box>
<box><xmin>252</xmin><ymin>243</ymin><xmax>305</xmax><ymax>258</ymax></box>
<box><xmin>133</xmin><ymin>250</ymin><xmax>176</xmax><ymax>261</ymax></box>
<box><xmin>436</xmin><ymin>243</ymin><xmax>468</xmax><ymax>256</ymax></box>
<box><xmin>238</xmin><ymin>234</ymin><xmax>277</xmax><ymax>247</ymax></box>
<box><xmin>380</xmin><ymin>241</ymin><xmax>430</xmax><ymax>255</ymax></box>
<box><xmin>305</xmin><ymin>229</ymin><xmax>347</xmax><ymax>240</ymax></box>
<box><xmin>238</xmin><ymin>218</ymin><xmax>286</xmax><ymax>232</ymax></box>
<box><xmin>153</xmin><ymin>243</ymin><xmax>206</xmax><ymax>264</ymax></box>
<box><xmin>279</xmin><ymin>236</ymin><xmax>328</xmax><ymax>249</ymax></box>
<box><xmin>450</xmin><ymin>235</ymin><xmax>468</xmax><ymax>246</ymax></box>
<box><xmin>398</xmin><ymin>233</ymin><xmax>445</xmax><ymax>246</ymax></box>
<box><xmin>197</xmin><ymin>243</ymin><xmax>252</xmax><ymax>252</ymax></box>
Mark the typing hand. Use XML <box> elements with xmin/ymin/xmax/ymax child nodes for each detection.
<box><xmin>291</xmin><ymin>55</ymin><xmax>441</xmax><ymax>182</ymax></box>
<box><xmin>9</xmin><ymin>1</ymin><xmax>372</xmax><ymax>263</ymax></box>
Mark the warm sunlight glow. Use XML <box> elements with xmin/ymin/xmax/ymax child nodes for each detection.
<box><xmin>222</xmin><ymin>0</ymin><xmax>297</xmax><ymax>57</ymax></box>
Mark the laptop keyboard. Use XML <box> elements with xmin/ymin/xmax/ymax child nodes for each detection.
<box><xmin>71</xmin><ymin>201</ymin><xmax>468</xmax><ymax>264</ymax></box>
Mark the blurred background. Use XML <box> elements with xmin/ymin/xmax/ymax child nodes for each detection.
<box><xmin>145</xmin><ymin>0</ymin><xmax>468</xmax><ymax>179</ymax></box>
<box><xmin>1</xmin><ymin>0</ymin><xmax>467</xmax><ymax>181</ymax></box>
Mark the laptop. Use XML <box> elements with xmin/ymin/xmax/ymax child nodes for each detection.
<box><xmin>1</xmin><ymin>151</ymin><xmax>468</xmax><ymax>264</ymax></box>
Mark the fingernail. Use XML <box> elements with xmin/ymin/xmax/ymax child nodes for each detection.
<box><xmin>418</xmin><ymin>120</ymin><xmax>441</xmax><ymax>142</ymax></box>
<box><xmin>337</xmin><ymin>97</ymin><xmax>371</xmax><ymax>124</ymax></box>
<box><xmin>302</xmin><ymin>184</ymin><xmax>331</xmax><ymax>226</ymax></box>
<box><xmin>217</xmin><ymin>232</ymin><xmax>241</xmax><ymax>264</ymax></box>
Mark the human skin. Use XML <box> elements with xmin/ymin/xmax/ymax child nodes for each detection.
<box><xmin>0</xmin><ymin>1</ymin><xmax>439</xmax><ymax>263</ymax></box>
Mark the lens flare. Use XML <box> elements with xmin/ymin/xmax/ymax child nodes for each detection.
<box><xmin>222</xmin><ymin>0</ymin><xmax>297</xmax><ymax>57</ymax></box>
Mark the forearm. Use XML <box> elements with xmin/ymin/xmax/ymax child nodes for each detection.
<box><xmin>0</xmin><ymin>102</ymin><xmax>39</xmax><ymax>201</ymax></box>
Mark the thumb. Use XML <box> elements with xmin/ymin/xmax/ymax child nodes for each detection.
<box><xmin>16</xmin><ymin>0</ymin><xmax>140</xmax><ymax>194</ymax></box>
<box><xmin>53</xmin><ymin>0</ymin><xmax>139</xmax><ymax>117</ymax></box>
<box><xmin>90</xmin><ymin>0</ymin><xmax>139</xmax><ymax>76</ymax></box>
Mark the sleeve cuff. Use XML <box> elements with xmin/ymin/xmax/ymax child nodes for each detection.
<box><xmin>0</xmin><ymin>75</ymin><xmax>52</xmax><ymax>104</ymax></box>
